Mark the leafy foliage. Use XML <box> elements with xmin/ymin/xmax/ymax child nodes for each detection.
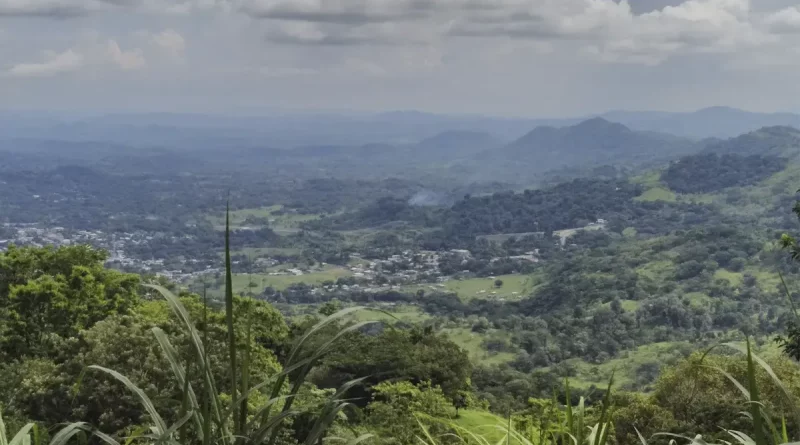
<box><xmin>0</xmin><ymin>245</ymin><xmax>139</xmax><ymax>359</ymax></box>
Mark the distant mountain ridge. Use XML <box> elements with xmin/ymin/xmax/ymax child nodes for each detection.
<box><xmin>599</xmin><ymin>106</ymin><xmax>800</xmax><ymax>139</ymax></box>
<box><xmin>470</xmin><ymin>118</ymin><xmax>699</xmax><ymax>179</ymax></box>
<box><xmin>703</xmin><ymin>125</ymin><xmax>800</xmax><ymax>157</ymax></box>
<box><xmin>3</xmin><ymin>105</ymin><xmax>800</xmax><ymax>146</ymax></box>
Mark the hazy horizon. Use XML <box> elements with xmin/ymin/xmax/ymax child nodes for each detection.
<box><xmin>0</xmin><ymin>104</ymin><xmax>798</xmax><ymax>121</ymax></box>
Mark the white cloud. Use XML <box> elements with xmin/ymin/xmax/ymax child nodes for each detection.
<box><xmin>107</xmin><ymin>40</ymin><xmax>146</xmax><ymax>70</ymax></box>
<box><xmin>764</xmin><ymin>6</ymin><xmax>800</xmax><ymax>33</ymax></box>
<box><xmin>6</xmin><ymin>36</ymin><xmax>148</xmax><ymax>78</ymax></box>
<box><xmin>150</xmin><ymin>29</ymin><xmax>186</xmax><ymax>55</ymax></box>
<box><xmin>7</xmin><ymin>48</ymin><xmax>84</xmax><ymax>77</ymax></box>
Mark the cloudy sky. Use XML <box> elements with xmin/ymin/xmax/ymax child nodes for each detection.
<box><xmin>3</xmin><ymin>0</ymin><xmax>800</xmax><ymax>117</ymax></box>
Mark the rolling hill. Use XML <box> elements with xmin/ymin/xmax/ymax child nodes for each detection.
<box><xmin>472</xmin><ymin>118</ymin><xmax>699</xmax><ymax>178</ymax></box>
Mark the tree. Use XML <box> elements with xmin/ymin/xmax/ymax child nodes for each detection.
<box><xmin>494</xmin><ymin>279</ymin><xmax>503</xmax><ymax>288</ymax></box>
<box><xmin>0</xmin><ymin>245</ymin><xmax>140</xmax><ymax>358</ymax></box>
<box><xmin>366</xmin><ymin>381</ymin><xmax>453</xmax><ymax>444</ymax></box>
<box><xmin>315</xmin><ymin>327</ymin><xmax>472</xmax><ymax>404</ymax></box>
<box><xmin>651</xmin><ymin>352</ymin><xmax>800</xmax><ymax>441</ymax></box>
<box><xmin>318</xmin><ymin>300</ymin><xmax>342</xmax><ymax>317</ymax></box>
<box><xmin>0</xmin><ymin>296</ymin><xmax>288</xmax><ymax>437</ymax></box>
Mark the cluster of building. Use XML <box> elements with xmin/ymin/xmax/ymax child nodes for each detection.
<box><xmin>0</xmin><ymin>223</ymin><xmax>220</xmax><ymax>282</ymax></box>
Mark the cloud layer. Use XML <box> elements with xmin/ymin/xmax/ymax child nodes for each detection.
<box><xmin>5</xmin><ymin>0</ymin><xmax>800</xmax><ymax>114</ymax></box>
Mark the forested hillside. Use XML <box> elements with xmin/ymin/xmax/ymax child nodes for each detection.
<box><xmin>662</xmin><ymin>153</ymin><xmax>787</xmax><ymax>193</ymax></box>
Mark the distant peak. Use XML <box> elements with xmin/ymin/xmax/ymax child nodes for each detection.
<box><xmin>752</xmin><ymin>125</ymin><xmax>800</xmax><ymax>136</ymax></box>
<box><xmin>420</xmin><ymin>130</ymin><xmax>491</xmax><ymax>143</ymax></box>
<box><xmin>696</xmin><ymin>106</ymin><xmax>739</xmax><ymax>113</ymax></box>
<box><xmin>572</xmin><ymin>117</ymin><xmax>631</xmax><ymax>132</ymax></box>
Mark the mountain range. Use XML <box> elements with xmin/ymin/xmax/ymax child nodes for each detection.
<box><xmin>5</xmin><ymin>106</ymin><xmax>800</xmax><ymax>148</ymax></box>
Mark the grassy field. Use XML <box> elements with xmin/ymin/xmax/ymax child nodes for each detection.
<box><xmin>207</xmin><ymin>205</ymin><xmax>320</xmax><ymax>234</ymax></box>
<box><xmin>201</xmin><ymin>266</ymin><xmax>352</xmax><ymax>297</ymax></box>
<box><xmin>443</xmin><ymin>328</ymin><xmax>516</xmax><ymax>366</ymax></box>
<box><xmin>443</xmin><ymin>274</ymin><xmax>540</xmax><ymax>301</ymax></box>
<box><xmin>400</xmin><ymin>272</ymin><xmax>545</xmax><ymax>302</ymax></box>
<box><xmin>636</xmin><ymin>260</ymin><xmax>675</xmax><ymax>282</ymax></box>
<box><xmin>630</xmin><ymin>169</ymin><xmax>719</xmax><ymax>204</ymax></box>
<box><xmin>743</xmin><ymin>267</ymin><xmax>782</xmax><ymax>293</ymax></box>
<box><xmin>684</xmin><ymin>292</ymin><xmax>712</xmax><ymax>307</ymax></box>
<box><xmin>566</xmin><ymin>341</ymin><xmax>694</xmax><ymax>390</ymax></box>
<box><xmin>631</xmin><ymin>170</ymin><xmax>663</xmax><ymax>187</ymax></box>
<box><xmin>600</xmin><ymin>299</ymin><xmax>641</xmax><ymax>312</ymax></box>
<box><xmin>714</xmin><ymin>269</ymin><xmax>744</xmax><ymax>287</ymax></box>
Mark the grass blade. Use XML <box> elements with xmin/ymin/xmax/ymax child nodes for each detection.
<box><xmin>144</xmin><ymin>284</ymin><xmax>229</xmax><ymax>443</ymax></box>
<box><xmin>151</xmin><ymin>327</ymin><xmax>205</xmax><ymax>440</ymax></box>
<box><xmin>745</xmin><ymin>338</ymin><xmax>766</xmax><ymax>445</ymax></box>
<box><xmin>224</xmin><ymin>202</ymin><xmax>239</xmax><ymax>435</ymax></box>
<box><xmin>48</xmin><ymin>423</ymin><xmax>89</xmax><ymax>445</ymax></box>
<box><xmin>239</xmin><ymin>315</ymin><xmax>251</xmax><ymax>435</ymax></box>
<box><xmin>8</xmin><ymin>424</ymin><xmax>36</xmax><ymax>445</ymax></box>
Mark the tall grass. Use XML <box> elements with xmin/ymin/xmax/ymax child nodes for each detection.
<box><xmin>416</xmin><ymin>376</ymin><xmax>615</xmax><ymax>445</ymax></box>
<box><xmin>0</xmin><ymin>410</ymin><xmax>120</xmax><ymax>445</ymax></box>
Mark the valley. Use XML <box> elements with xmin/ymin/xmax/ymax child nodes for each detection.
<box><xmin>4</xmin><ymin>109</ymin><xmax>800</xmax><ymax>444</ymax></box>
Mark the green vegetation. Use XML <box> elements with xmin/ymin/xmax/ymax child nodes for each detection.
<box><xmin>346</xmin><ymin>305</ymin><xmax>431</xmax><ymax>324</ymax></box>
<box><xmin>451</xmin><ymin>410</ymin><xmax>513</xmax><ymax>443</ymax></box>
<box><xmin>208</xmin><ymin>205</ymin><xmax>322</xmax><ymax>234</ymax></box>
<box><xmin>12</xmin><ymin>123</ymin><xmax>800</xmax><ymax>445</ymax></box>
<box><xmin>444</xmin><ymin>328</ymin><xmax>516</xmax><ymax>366</ymax></box>
<box><xmin>444</xmin><ymin>274</ymin><xmax>538</xmax><ymax>301</ymax></box>
<box><xmin>662</xmin><ymin>153</ymin><xmax>787</xmax><ymax>194</ymax></box>
<box><xmin>200</xmin><ymin>267</ymin><xmax>352</xmax><ymax>297</ymax></box>
<box><xmin>714</xmin><ymin>268</ymin><xmax>744</xmax><ymax>287</ymax></box>
<box><xmin>564</xmin><ymin>341</ymin><xmax>693</xmax><ymax>390</ymax></box>
<box><xmin>634</xmin><ymin>186</ymin><xmax>676</xmax><ymax>202</ymax></box>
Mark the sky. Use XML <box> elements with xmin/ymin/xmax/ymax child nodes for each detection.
<box><xmin>4</xmin><ymin>0</ymin><xmax>800</xmax><ymax>117</ymax></box>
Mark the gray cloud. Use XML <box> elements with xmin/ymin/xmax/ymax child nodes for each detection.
<box><xmin>7</xmin><ymin>0</ymin><xmax>800</xmax><ymax>116</ymax></box>
<box><xmin>238</xmin><ymin>0</ymin><xmax>436</xmax><ymax>24</ymax></box>
<box><xmin>0</xmin><ymin>0</ymin><xmax>96</xmax><ymax>17</ymax></box>
<box><xmin>0</xmin><ymin>0</ymin><xmax>199</xmax><ymax>17</ymax></box>
<box><xmin>764</xmin><ymin>6</ymin><xmax>800</xmax><ymax>33</ymax></box>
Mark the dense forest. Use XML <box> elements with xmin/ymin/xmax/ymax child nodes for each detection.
<box><xmin>662</xmin><ymin>153</ymin><xmax>786</xmax><ymax>193</ymax></box>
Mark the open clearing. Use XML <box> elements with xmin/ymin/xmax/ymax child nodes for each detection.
<box><xmin>444</xmin><ymin>274</ymin><xmax>541</xmax><ymax>301</ymax></box>
<box><xmin>200</xmin><ymin>266</ymin><xmax>351</xmax><ymax>297</ymax></box>
<box><xmin>207</xmin><ymin>205</ymin><xmax>320</xmax><ymax>234</ymax></box>
<box><xmin>566</xmin><ymin>341</ymin><xmax>694</xmax><ymax>390</ymax></box>
<box><xmin>443</xmin><ymin>328</ymin><xmax>516</xmax><ymax>366</ymax></box>
<box><xmin>404</xmin><ymin>272</ymin><xmax>545</xmax><ymax>302</ymax></box>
